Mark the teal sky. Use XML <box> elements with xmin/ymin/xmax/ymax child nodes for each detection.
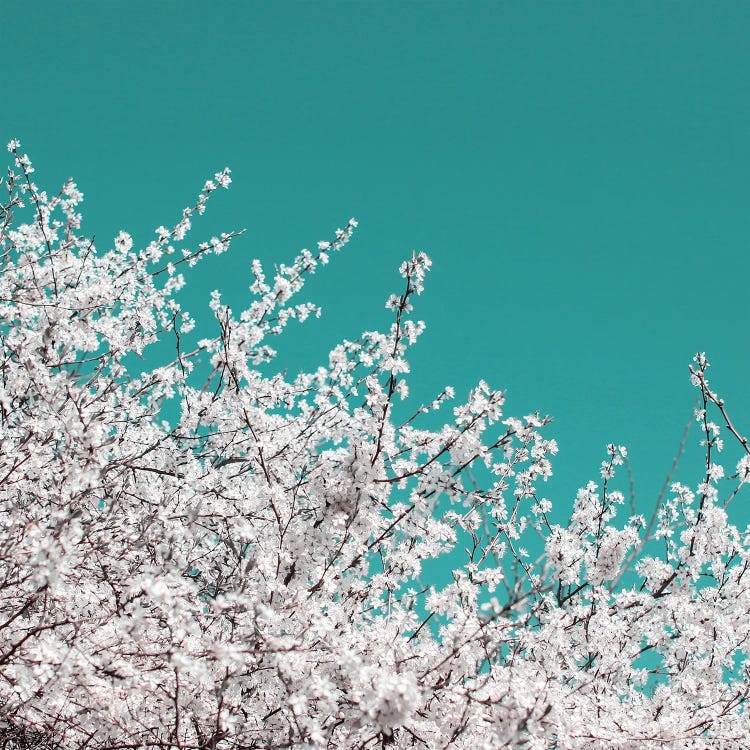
<box><xmin>5</xmin><ymin>2</ymin><xmax>750</xmax><ymax>523</ymax></box>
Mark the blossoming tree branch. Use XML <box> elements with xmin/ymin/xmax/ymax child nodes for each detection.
<box><xmin>1</xmin><ymin>140</ymin><xmax>750</xmax><ymax>749</ymax></box>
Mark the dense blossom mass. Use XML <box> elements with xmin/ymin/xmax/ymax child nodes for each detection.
<box><xmin>2</xmin><ymin>141</ymin><xmax>750</xmax><ymax>749</ymax></box>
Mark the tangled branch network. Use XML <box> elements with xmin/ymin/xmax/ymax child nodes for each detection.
<box><xmin>2</xmin><ymin>139</ymin><xmax>750</xmax><ymax>749</ymax></box>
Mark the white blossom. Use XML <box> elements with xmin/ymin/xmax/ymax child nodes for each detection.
<box><xmin>0</xmin><ymin>145</ymin><xmax>749</xmax><ymax>750</ymax></box>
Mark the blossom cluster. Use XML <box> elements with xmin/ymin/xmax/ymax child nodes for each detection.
<box><xmin>2</xmin><ymin>142</ymin><xmax>750</xmax><ymax>749</ymax></box>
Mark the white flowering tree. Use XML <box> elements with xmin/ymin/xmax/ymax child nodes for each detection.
<box><xmin>2</xmin><ymin>140</ymin><xmax>750</xmax><ymax>750</ymax></box>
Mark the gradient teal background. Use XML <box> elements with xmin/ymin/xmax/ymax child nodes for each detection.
<box><xmin>5</xmin><ymin>2</ymin><xmax>750</xmax><ymax>527</ymax></box>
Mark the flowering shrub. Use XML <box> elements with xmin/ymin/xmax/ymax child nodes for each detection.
<box><xmin>2</xmin><ymin>141</ymin><xmax>750</xmax><ymax>749</ymax></box>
